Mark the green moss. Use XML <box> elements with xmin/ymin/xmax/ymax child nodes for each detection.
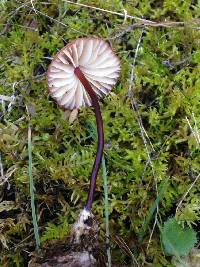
<box><xmin>0</xmin><ymin>1</ymin><xmax>200</xmax><ymax>266</ymax></box>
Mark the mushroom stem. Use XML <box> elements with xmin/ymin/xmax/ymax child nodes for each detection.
<box><xmin>74</xmin><ymin>67</ymin><xmax>104</xmax><ymax>211</ymax></box>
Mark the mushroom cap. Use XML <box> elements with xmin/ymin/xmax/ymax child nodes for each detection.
<box><xmin>47</xmin><ymin>38</ymin><xmax>120</xmax><ymax>110</ymax></box>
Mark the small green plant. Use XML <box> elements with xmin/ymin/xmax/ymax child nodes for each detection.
<box><xmin>41</xmin><ymin>219</ymin><xmax>70</xmax><ymax>244</ymax></box>
<box><xmin>161</xmin><ymin>218</ymin><xmax>197</xmax><ymax>257</ymax></box>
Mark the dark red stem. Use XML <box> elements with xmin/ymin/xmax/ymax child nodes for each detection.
<box><xmin>74</xmin><ymin>67</ymin><xmax>104</xmax><ymax>211</ymax></box>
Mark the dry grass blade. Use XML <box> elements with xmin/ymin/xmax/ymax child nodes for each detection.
<box><xmin>63</xmin><ymin>0</ymin><xmax>155</xmax><ymax>24</ymax></box>
<box><xmin>185</xmin><ymin>116</ymin><xmax>200</xmax><ymax>146</ymax></box>
<box><xmin>28</xmin><ymin>125</ymin><xmax>40</xmax><ymax>250</ymax></box>
<box><xmin>176</xmin><ymin>173</ymin><xmax>200</xmax><ymax>214</ymax></box>
<box><xmin>127</xmin><ymin>29</ymin><xmax>159</xmax><ymax>248</ymax></box>
<box><xmin>14</xmin><ymin>0</ymin><xmax>86</xmax><ymax>35</ymax></box>
<box><xmin>63</xmin><ymin>0</ymin><xmax>200</xmax><ymax>30</ymax></box>
<box><xmin>113</xmin><ymin>235</ymin><xmax>139</xmax><ymax>267</ymax></box>
<box><xmin>176</xmin><ymin>114</ymin><xmax>200</xmax><ymax>212</ymax></box>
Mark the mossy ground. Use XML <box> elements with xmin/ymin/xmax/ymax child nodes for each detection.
<box><xmin>0</xmin><ymin>1</ymin><xmax>200</xmax><ymax>266</ymax></box>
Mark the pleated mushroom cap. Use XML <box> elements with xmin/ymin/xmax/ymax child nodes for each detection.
<box><xmin>47</xmin><ymin>38</ymin><xmax>120</xmax><ymax>110</ymax></box>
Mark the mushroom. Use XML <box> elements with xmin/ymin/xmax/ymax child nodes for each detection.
<box><xmin>47</xmin><ymin>37</ymin><xmax>120</xmax><ymax>212</ymax></box>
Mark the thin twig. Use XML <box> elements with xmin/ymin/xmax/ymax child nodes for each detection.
<box><xmin>0</xmin><ymin>95</ymin><xmax>15</xmax><ymax>103</ymax></box>
<box><xmin>147</xmin><ymin>213</ymin><xmax>157</xmax><ymax>251</ymax></box>
<box><xmin>30</xmin><ymin>0</ymin><xmax>37</xmax><ymax>14</ymax></box>
<box><xmin>114</xmin><ymin>235</ymin><xmax>139</xmax><ymax>267</ymax></box>
<box><xmin>128</xmin><ymin>30</ymin><xmax>154</xmax><ymax>146</ymax></box>
<box><xmin>0</xmin><ymin>164</ymin><xmax>16</xmax><ymax>189</ymax></box>
<box><xmin>186</xmin><ymin>115</ymin><xmax>200</xmax><ymax>146</ymax></box>
<box><xmin>63</xmin><ymin>0</ymin><xmax>200</xmax><ymax>30</ymax></box>
<box><xmin>63</xmin><ymin>0</ymin><xmax>154</xmax><ymax>24</ymax></box>
<box><xmin>15</xmin><ymin>0</ymin><xmax>86</xmax><ymax>35</ymax></box>
<box><xmin>0</xmin><ymin>83</ymin><xmax>17</xmax><ymax>119</ymax></box>
<box><xmin>176</xmin><ymin>114</ymin><xmax>200</xmax><ymax>213</ymax></box>
<box><xmin>127</xmin><ymin>30</ymin><xmax>159</xmax><ymax>250</ymax></box>
<box><xmin>192</xmin><ymin>112</ymin><xmax>200</xmax><ymax>144</ymax></box>
<box><xmin>128</xmin><ymin>30</ymin><xmax>155</xmax><ymax>169</ymax></box>
<box><xmin>176</xmin><ymin>173</ymin><xmax>200</xmax><ymax>214</ymax></box>
<box><xmin>0</xmin><ymin>2</ymin><xmax>27</xmax><ymax>36</ymax></box>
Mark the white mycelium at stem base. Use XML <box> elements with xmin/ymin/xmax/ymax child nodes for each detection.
<box><xmin>71</xmin><ymin>208</ymin><xmax>97</xmax><ymax>244</ymax></box>
<box><xmin>47</xmin><ymin>38</ymin><xmax>120</xmax><ymax>110</ymax></box>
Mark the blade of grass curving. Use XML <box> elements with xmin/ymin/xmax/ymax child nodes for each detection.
<box><xmin>102</xmin><ymin>155</ymin><xmax>111</xmax><ymax>267</ymax></box>
<box><xmin>28</xmin><ymin>125</ymin><xmax>40</xmax><ymax>250</ymax></box>
<box><xmin>138</xmin><ymin>177</ymin><xmax>169</xmax><ymax>241</ymax></box>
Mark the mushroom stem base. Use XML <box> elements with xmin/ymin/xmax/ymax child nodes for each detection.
<box><xmin>28</xmin><ymin>209</ymin><xmax>102</xmax><ymax>267</ymax></box>
<box><xmin>71</xmin><ymin>208</ymin><xmax>99</xmax><ymax>244</ymax></box>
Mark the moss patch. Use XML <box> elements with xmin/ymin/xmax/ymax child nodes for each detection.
<box><xmin>0</xmin><ymin>1</ymin><xmax>200</xmax><ymax>266</ymax></box>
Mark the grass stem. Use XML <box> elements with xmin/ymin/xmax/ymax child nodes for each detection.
<box><xmin>28</xmin><ymin>125</ymin><xmax>40</xmax><ymax>250</ymax></box>
<box><xmin>102</xmin><ymin>155</ymin><xmax>111</xmax><ymax>267</ymax></box>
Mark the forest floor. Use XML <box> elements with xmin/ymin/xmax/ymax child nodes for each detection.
<box><xmin>1</xmin><ymin>1</ymin><xmax>200</xmax><ymax>266</ymax></box>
